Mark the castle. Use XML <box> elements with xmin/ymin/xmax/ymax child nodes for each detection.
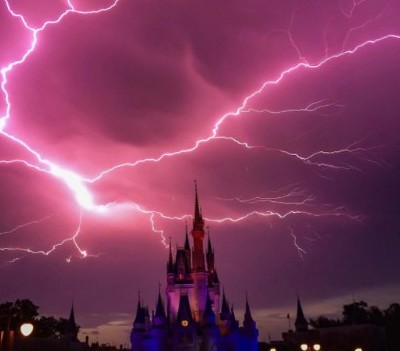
<box><xmin>130</xmin><ymin>184</ymin><xmax>259</xmax><ymax>351</ymax></box>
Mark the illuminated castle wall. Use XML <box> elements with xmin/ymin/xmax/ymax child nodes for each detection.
<box><xmin>130</xmin><ymin>185</ymin><xmax>259</xmax><ymax>351</ymax></box>
<box><xmin>166</xmin><ymin>184</ymin><xmax>220</xmax><ymax>326</ymax></box>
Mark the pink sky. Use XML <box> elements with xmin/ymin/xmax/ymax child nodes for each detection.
<box><xmin>1</xmin><ymin>0</ymin><xmax>400</xmax><ymax>345</ymax></box>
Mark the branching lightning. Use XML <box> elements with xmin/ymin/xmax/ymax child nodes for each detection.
<box><xmin>0</xmin><ymin>210</ymin><xmax>87</xmax><ymax>262</ymax></box>
<box><xmin>289</xmin><ymin>228</ymin><xmax>307</xmax><ymax>259</ymax></box>
<box><xmin>0</xmin><ymin>215</ymin><xmax>52</xmax><ymax>236</ymax></box>
<box><xmin>0</xmin><ymin>0</ymin><xmax>398</xmax><ymax>261</ymax></box>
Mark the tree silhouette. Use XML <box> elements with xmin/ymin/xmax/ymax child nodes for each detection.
<box><xmin>310</xmin><ymin>300</ymin><xmax>400</xmax><ymax>351</ymax></box>
<box><xmin>0</xmin><ymin>298</ymin><xmax>77</xmax><ymax>340</ymax></box>
<box><xmin>0</xmin><ymin>299</ymin><xmax>38</xmax><ymax>331</ymax></box>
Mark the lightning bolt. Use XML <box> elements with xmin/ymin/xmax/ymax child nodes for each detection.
<box><xmin>0</xmin><ymin>0</ymin><xmax>397</xmax><ymax>261</ymax></box>
<box><xmin>289</xmin><ymin>228</ymin><xmax>307</xmax><ymax>259</ymax></box>
<box><xmin>341</xmin><ymin>4</ymin><xmax>388</xmax><ymax>52</ymax></box>
<box><xmin>340</xmin><ymin>0</ymin><xmax>368</xmax><ymax>19</ymax></box>
<box><xmin>218</xmin><ymin>191</ymin><xmax>316</xmax><ymax>207</ymax></box>
<box><xmin>0</xmin><ymin>215</ymin><xmax>52</xmax><ymax>236</ymax></box>
<box><xmin>0</xmin><ymin>210</ymin><xmax>87</xmax><ymax>262</ymax></box>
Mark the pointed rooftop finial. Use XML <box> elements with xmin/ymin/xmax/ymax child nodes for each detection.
<box><xmin>134</xmin><ymin>291</ymin><xmax>146</xmax><ymax>326</ymax></box>
<box><xmin>167</xmin><ymin>238</ymin><xmax>174</xmax><ymax>273</ymax></box>
<box><xmin>220</xmin><ymin>287</ymin><xmax>231</xmax><ymax>320</ymax></box>
<box><xmin>154</xmin><ymin>284</ymin><xmax>167</xmax><ymax>323</ymax></box>
<box><xmin>194</xmin><ymin>180</ymin><xmax>202</xmax><ymax>223</ymax></box>
<box><xmin>243</xmin><ymin>293</ymin><xmax>256</xmax><ymax>330</ymax></box>
<box><xmin>69</xmin><ymin>302</ymin><xmax>76</xmax><ymax>325</ymax></box>
<box><xmin>245</xmin><ymin>292</ymin><xmax>252</xmax><ymax>318</ymax></box>
<box><xmin>207</xmin><ymin>226</ymin><xmax>213</xmax><ymax>253</ymax></box>
<box><xmin>184</xmin><ymin>222</ymin><xmax>190</xmax><ymax>250</ymax></box>
<box><xmin>295</xmin><ymin>295</ymin><xmax>308</xmax><ymax>332</ymax></box>
<box><xmin>66</xmin><ymin>302</ymin><xmax>78</xmax><ymax>341</ymax></box>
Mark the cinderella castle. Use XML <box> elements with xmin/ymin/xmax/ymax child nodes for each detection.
<box><xmin>130</xmin><ymin>184</ymin><xmax>259</xmax><ymax>351</ymax></box>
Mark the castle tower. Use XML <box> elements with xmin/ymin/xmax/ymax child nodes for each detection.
<box><xmin>132</xmin><ymin>185</ymin><xmax>258</xmax><ymax>351</ymax></box>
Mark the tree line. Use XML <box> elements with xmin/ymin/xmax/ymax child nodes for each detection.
<box><xmin>0</xmin><ymin>299</ymin><xmax>79</xmax><ymax>338</ymax></box>
<box><xmin>310</xmin><ymin>300</ymin><xmax>400</xmax><ymax>351</ymax></box>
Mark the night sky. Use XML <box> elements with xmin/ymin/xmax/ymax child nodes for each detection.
<box><xmin>1</xmin><ymin>0</ymin><xmax>400</xmax><ymax>346</ymax></box>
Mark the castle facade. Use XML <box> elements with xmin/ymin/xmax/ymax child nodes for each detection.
<box><xmin>130</xmin><ymin>185</ymin><xmax>259</xmax><ymax>351</ymax></box>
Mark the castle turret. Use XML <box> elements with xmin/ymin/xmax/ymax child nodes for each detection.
<box><xmin>230</xmin><ymin>305</ymin><xmax>239</xmax><ymax>330</ymax></box>
<box><xmin>192</xmin><ymin>181</ymin><xmax>205</xmax><ymax>272</ymax></box>
<box><xmin>167</xmin><ymin>238</ymin><xmax>174</xmax><ymax>275</ymax></box>
<box><xmin>133</xmin><ymin>294</ymin><xmax>146</xmax><ymax>331</ymax></box>
<box><xmin>177</xmin><ymin>294</ymin><xmax>193</xmax><ymax>326</ymax></box>
<box><xmin>295</xmin><ymin>296</ymin><xmax>309</xmax><ymax>332</ymax></box>
<box><xmin>203</xmin><ymin>293</ymin><xmax>219</xmax><ymax>351</ymax></box>
<box><xmin>220</xmin><ymin>289</ymin><xmax>232</xmax><ymax>335</ymax></box>
<box><xmin>184</xmin><ymin>223</ymin><xmax>192</xmax><ymax>271</ymax></box>
<box><xmin>243</xmin><ymin>295</ymin><xmax>256</xmax><ymax>331</ymax></box>
<box><xmin>65</xmin><ymin>304</ymin><xmax>79</xmax><ymax>342</ymax></box>
<box><xmin>150</xmin><ymin>287</ymin><xmax>169</xmax><ymax>351</ymax></box>
<box><xmin>203</xmin><ymin>292</ymin><xmax>216</xmax><ymax>326</ymax></box>
<box><xmin>206</xmin><ymin>229</ymin><xmax>215</xmax><ymax>273</ymax></box>
<box><xmin>239</xmin><ymin>295</ymin><xmax>259</xmax><ymax>351</ymax></box>
<box><xmin>153</xmin><ymin>288</ymin><xmax>167</xmax><ymax>327</ymax></box>
<box><xmin>131</xmin><ymin>293</ymin><xmax>150</xmax><ymax>351</ymax></box>
<box><xmin>220</xmin><ymin>290</ymin><xmax>231</xmax><ymax>321</ymax></box>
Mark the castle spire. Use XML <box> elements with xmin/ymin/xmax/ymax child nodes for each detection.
<box><xmin>184</xmin><ymin>222</ymin><xmax>190</xmax><ymax>250</ymax></box>
<box><xmin>153</xmin><ymin>286</ymin><xmax>167</xmax><ymax>326</ymax></box>
<box><xmin>69</xmin><ymin>303</ymin><xmax>76</xmax><ymax>326</ymax></box>
<box><xmin>194</xmin><ymin>180</ymin><xmax>202</xmax><ymax>224</ymax></box>
<box><xmin>167</xmin><ymin>237</ymin><xmax>174</xmax><ymax>274</ymax></box>
<box><xmin>203</xmin><ymin>292</ymin><xmax>216</xmax><ymax>325</ymax></box>
<box><xmin>191</xmin><ymin>181</ymin><xmax>206</xmax><ymax>271</ymax></box>
<box><xmin>66</xmin><ymin>303</ymin><xmax>79</xmax><ymax>341</ymax></box>
<box><xmin>177</xmin><ymin>295</ymin><xmax>193</xmax><ymax>325</ymax></box>
<box><xmin>206</xmin><ymin>227</ymin><xmax>215</xmax><ymax>272</ymax></box>
<box><xmin>134</xmin><ymin>292</ymin><xmax>145</xmax><ymax>325</ymax></box>
<box><xmin>230</xmin><ymin>304</ymin><xmax>239</xmax><ymax>329</ymax></box>
<box><xmin>243</xmin><ymin>293</ymin><xmax>257</xmax><ymax>331</ymax></box>
<box><xmin>184</xmin><ymin>223</ymin><xmax>192</xmax><ymax>271</ymax></box>
<box><xmin>220</xmin><ymin>289</ymin><xmax>231</xmax><ymax>321</ymax></box>
<box><xmin>295</xmin><ymin>295</ymin><xmax>308</xmax><ymax>332</ymax></box>
<box><xmin>207</xmin><ymin>228</ymin><xmax>213</xmax><ymax>253</ymax></box>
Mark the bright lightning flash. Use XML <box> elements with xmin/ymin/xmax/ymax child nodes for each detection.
<box><xmin>0</xmin><ymin>0</ymin><xmax>398</xmax><ymax>261</ymax></box>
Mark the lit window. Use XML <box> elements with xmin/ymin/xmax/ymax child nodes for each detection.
<box><xmin>181</xmin><ymin>320</ymin><xmax>189</xmax><ymax>327</ymax></box>
<box><xmin>355</xmin><ymin>349</ymin><xmax>363</xmax><ymax>351</ymax></box>
<box><xmin>270</xmin><ymin>348</ymin><xmax>277</xmax><ymax>351</ymax></box>
<box><xmin>313</xmin><ymin>345</ymin><xmax>321</xmax><ymax>351</ymax></box>
<box><xmin>300</xmin><ymin>344</ymin><xmax>308</xmax><ymax>351</ymax></box>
